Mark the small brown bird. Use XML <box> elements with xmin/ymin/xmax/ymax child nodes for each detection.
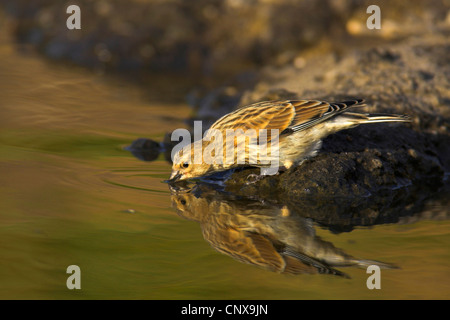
<box><xmin>169</xmin><ymin>99</ymin><xmax>409</xmax><ymax>182</ymax></box>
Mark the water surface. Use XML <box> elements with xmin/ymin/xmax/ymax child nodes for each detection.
<box><xmin>0</xmin><ymin>25</ymin><xmax>449</xmax><ymax>300</ymax></box>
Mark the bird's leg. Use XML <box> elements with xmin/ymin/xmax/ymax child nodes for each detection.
<box><xmin>245</xmin><ymin>173</ymin><xmax>265</xmax><ymax>185</ymax></box>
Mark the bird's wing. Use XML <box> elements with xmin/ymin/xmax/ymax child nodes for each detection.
<box><xmin>286</xmin><ymin>99</ymin><xmax>364</xmax><ymax>133</ymax></box>
<box><xmin>209</xmin><ymin>100</ymin><xmax>295</xmax><ymax>133</ymax></box>
<box><xmin>206</xmin><ymin>227</ymin><xmax>348</xmax><ymax>276</ymax></box>
<box><xmin>208</xmin><ymin>99</ymin><xmax>364</xmax><ymax>135</ymax></box>
<box><xmin>204</xmin><ymin>225</ymin><xmax>287</xmax><ymax>272</ymax></box>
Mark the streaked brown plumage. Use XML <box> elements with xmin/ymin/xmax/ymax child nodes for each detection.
<box><xmin>170</xmin><ymin>183</ymin><xmax>398</xmax><ymax>277</ymax></box>
<box><xmin>169</xmin><ymin>99</ymin><xmax>409</xmax><ymax>182</ymax></box>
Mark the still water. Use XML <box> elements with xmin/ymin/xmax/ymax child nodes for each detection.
<box><xmin>0</xmin><ymin>27</ymin><xmax>449</xmax><ymax>300</ymax></box>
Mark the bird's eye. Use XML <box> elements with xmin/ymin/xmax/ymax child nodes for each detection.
<box><xmin>180</xmin><ymin>199</ymin><xmax>186</xmax><ymax>205</ymax></box>
<box><xmin>182</xmin><ymin>162</ymin><xmax>189</xmax><ymax>168</ymax></box>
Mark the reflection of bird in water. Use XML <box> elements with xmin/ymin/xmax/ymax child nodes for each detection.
<box><xmin>170</xmin><ymin>184</ymin><xmax>398</xmax><ymax>278</ymax></box>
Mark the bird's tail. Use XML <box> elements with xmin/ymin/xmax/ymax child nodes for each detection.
<box><xmin>342</xmin><ymin>112</ymin><xmax>411</xmax><ymax>124</ymax></box>
<box><xmin>332</xmin><ymin>112</ymin><xmax>410</xmax><ymax>130</ymax></box>
<box><xmin>352</xmin><ymin>258</ymin><xmax>400</xmax><ymax>270</ymax></box>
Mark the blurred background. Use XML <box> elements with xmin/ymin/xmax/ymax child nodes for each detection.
<box><xmin>3</xmin><ymin>0</ymin><xmax>449</xmax><ymax>82</ymax></box>
<box><xmin>0</xmin><ymin>0</ymin><xmax>449</xmax><ymax>299</ymax></box>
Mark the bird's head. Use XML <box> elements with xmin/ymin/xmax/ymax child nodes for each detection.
<box><xmin>167</xmin><ymin>144</ymin><xmax>214</xmax><ymax>183</ymax></box>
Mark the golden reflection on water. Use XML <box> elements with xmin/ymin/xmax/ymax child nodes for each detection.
<box><xmin>170</xmin><ymin>182</ymin><xmax>399</xmax><ymax>279</ymax></box>
<box><xmin>0</xmin><ymin>19</ymin><xmax>449</xmax><ymax>300</ymax></box>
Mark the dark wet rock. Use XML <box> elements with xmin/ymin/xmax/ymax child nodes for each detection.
<box><xmin>222</xmin><ymin>125</ymin><xmax>446</xmax><ymax>200</ymax></box>
<box><xmin>284</xmin><ymin>182</ymin><xmax>448</xmax><ymax>233</ymax></box>
<box><xmin>124</xmin><ymin>138</ymin><xmax>161</xmax><ymax>162</ymax></box>
<box><xmin>219</xmin><ymin>169</ymin><xmax>447</xmax><ymax>234</ymax></box>
<box><xmin>170</xmin><ymin>178</ymin><xmax>448</xmax><ymax>235</ymax></box>
<box><xmin>218</xmin><ymin>20</ymin><xmax>450</xmax><ymax>197</ymax></box>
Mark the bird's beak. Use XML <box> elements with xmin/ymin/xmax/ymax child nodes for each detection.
<box><xmin>164</xmin><ymin>171</ymin><xmax>183</xmax><ymax>184</ymax></box>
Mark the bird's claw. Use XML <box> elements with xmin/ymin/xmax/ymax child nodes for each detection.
<box><xmin>245</xmin><ymin>173</ymin><xmax>265</xmax><ymax>185</ymax></box>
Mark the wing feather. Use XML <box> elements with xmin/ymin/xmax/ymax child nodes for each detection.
<box><xmin>208</xmin><ymin>99</ymin><xmax>365</xmax><ymax>137</ymax></box>
<box><xmin>206</xmin><ymin>228</ymin><xmax>287</xmax><ymax>272</ymax></box>
<box><xmin>287</xmin><ymin>99</ymin><xmax>364</xmax><ymax>133</ymax></box>
<box><xmin>210</xmin><ymin>102</ymin><xmax>294</xmax><ymax>133</ymax></box>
